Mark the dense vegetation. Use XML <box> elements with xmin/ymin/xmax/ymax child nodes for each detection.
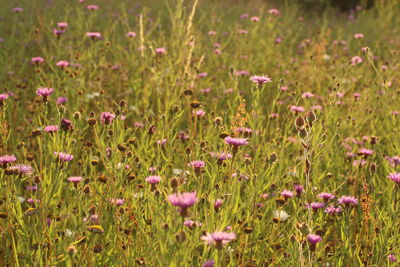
<box><xmin>0</xmin><ymin>0</ymin><xmax>399</xmax><ymax>266</ymax></box>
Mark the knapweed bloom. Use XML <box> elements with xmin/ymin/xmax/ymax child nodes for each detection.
<box><xmin>56</xmin><ymin>97</ymin><xmax>68</xmax><ymax>105</ymax></box>
<box><xmin>388</xmin><ymin>254</ymin><xmax>397</xmax><ymax>262</ymax></box>
<box><xmin>225</xmin><ymin>136</ymin><xmax>248</xmax><ymax>148</ymax></box>
<box><xmin>324</xmin><ymin>205</ymin><xmax>342</xmax><ymax>215</ymax></box>
<box><xmin>57</xmin><ymin>22</ymin><xmax>68</xmax><ymax>30</ymax></box>
<box><xmin>36</xmin><ymin>87</ymin><xmax>54</xmax><ymax>101</ymax></box>
<box><xmin>308</xmin><ymin>202</ymin><xmax>325</xmax><ymax>212</ymax></box>
<box><xmin>0</xmin><ymin>155</ymin><xmax>17</xmax><ymax>165</ymax></box>
<box><xmin>294</xmin><ymin>184</ymin><xmax>304</xmax><ymax>196</ymax></box>
<box><xmin>290</xmin><ymin>105</ymin><xmax>305</xmax><ymax>113</ymax></box>
<box><xmin>108</xmin><ymin>198</ymin><xmax>125</xmax><ymax>206</ymax></box>
<box><xmin>100</xmin><ymin>112</ymin><xmax>116</xmax><ymax>125</ymax></box>
<box><xmin>317</xmin><ymin>192</ymin><xmax>335</xmax><ymax>202</ymax></box>
<box><xmin>281</xmin><ymin>190</ymin><xmax>294</xmax><ymax>199</ymax></box>
<box><xmin>67</xmin><ymin>176</ymin><xmax>83</xmax><ymax>183</ymax></box>
<box><xmin>31</xmin><ymin>57</ymin><xmax>44</xmax><ymax>64</ymax></box>
<box><xmin>388</xmin><ymin>172</ymin><xmax>400</xmax><ymax>185</ymax></box>
<box><xmin>358</xmin><ymin>148</ymin><xmax>373</xmax><ymax>157</ymax></box>
<box><xmin>54</xmin><ymin>152</ymin><xmax>73</xmax><ymax>162</ymax></box>
<box><xmin>0</xmin><ymin>94</ymin><xmax>9</xmax><ymax>103</ymax></box>
<box><xmin>61</xmin><ymin>118</ymin><xmax>73</xmax><ymax>131</ymax></box>
<box><xmin>269</xmin><ymin>8</ymin><xmax>280</xmax><ymax>15</ymax></box>
<box><xmin>10</xmin><ymin>164</ymin><xmax>33</xmax><ymax>175</ymax></box>
<box><xmin>210</xmin><ymin>152</ymin><xmax>232</xmax><ymax>163</ymax></box>
<box><xmin>354</xmin><ymin>33</ymin><xmax>364</xmax><ymax>39</ymax></box>
<box><xmin>203</xmin><ymin>260</ymin><xmax>215</xmax><ymax>267</ymax></box>
<box><xmin>56</xmin><ymin>61</ymin><xmax>69</xmax><ymax>68</ymax></box>
<box><xmin>307</xmin><ymin>234</ymin><xmax>322</xmax><ymax>245</ymax></box>
<box><xmin>86</xmin><ymin>32</ymin><xmax>102</xmax><ymax>39</ymax></box>
<box><xmin>201</xmin><ymin>231</ymin><xmax>236</xmax><ymax>248</ymax></box>
<box><xmin>351</xmin><ymin>56</ymin><xmax>363</xmax><ymax>65</ymax></box>
<box><xmin>338</xmin><ymin>195</ymin><xmax>358</xmax><ymax>206</ymax></box>
<box><xmin>189</xmin><ymin>160</ymin><xmax>205</xmax><ymax>175</ymax></box>
<box><xmin>44</xmin><ymin>125</ymin><xmax>59</xmax><ymax>133</ymax></box>
<box><xmin>86</xmin><ymin>4</ymin><xmax>98</xmax><ymax>10</ymax></box>
<box><xmin>214</xmin><ymin>199</ymin><xmax>223</xmax><ymax>209</ymax></box>
<box><xmin>167</xmin><ymin>192</ymin><xmax>198</xmax><ymax>217</ymax></box>
<box><xmin>155</xmin><ymin>47</ymin><xmax>166</xmax><ymax>54</ymax></box>
<box><xmin>145</xmin><ymin>175</ymin><xmax>161</xmax><ymax>190</ymax></box>
<box><xmin>126</xmin><ymin>31</ymin><xmax>136</xmax><ymax>37</ymax></box>
<box><xmin>12</xmin><ymin>7</ymin><xmax>23</xmax><ymax>12</ymax></box>
<box><xmin>250</xmin><ymin>75</ymin><xmax>272</xmax><ymax>86</ymax></box>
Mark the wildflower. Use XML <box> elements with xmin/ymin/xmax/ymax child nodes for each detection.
<box><xmin>269</xmin><ymin>8</ymin><xmax>280</xmax><ymax>15</ymax></box>
<box><xmin>145</xmin><ymin>175</ymin><xmax>161</xmax><ymax>190</ymax></box>
<box><xmin>210</xmin><ymin>152</ymin><xmax>232</xmax><ymax>162</ymax></box>
<box><xmin>56</xmin><ymin>61</ymin><xmax>69</xmax><ymax>68</ymax></box>
<box><xmin>100</xmin><ymin>112</ymin><xmax>116</xmax><ymax>125</ymax></box>
<box><xmin>44</xmin><ymin>125</ymin><xmax>58</xmax><ymax>133</ymax></box>
<box><xmin>240</xmin><ymin>13</ymin><xmax>249</xmax><ymax>19</ymax></box>
<box><xmin>56</xmin><ymin>97</ymin><xmax>68</xmax><ymax>105</ymax></box>
<box><xmin>238</xmin><ymin>29</ymin><xmax>248</xmax><ymax>35</ymax></box>
<box><xmin>57</xmin><ymin>22</ymin><xmax>68</xmax><ymax>30</ymax></box>
<box><xmin>302</xmin><ymin>92</ymin><xmax>314</xmax><ymax>99</ymax></box>
<box><xmin>53</xmin><ymin>29</ymin><xmax>65</xmax><ymax>37</ymax></box>
<box><xmin>290</xmin><ymin>105</ymin><xmax>305</xmax><ymax>113</ymax></box>
<box><xmin>235</xmin><ymin>70</ymin><xmax>250</xmax><ymax>76</ymax></box>
<box><xmin>251</xmin><ymin>16</ymin><xmax>259</xmax><ymax>22</ymax></box>
<box><xmin>0</xmin><ymin>155</ymin><xmax>17</xmax><ymax>165</ymax></box>
<box><xmin>351</xmin><ymin>56</ymin><xmax>363</xmax><ymax>65</ymax></box>
<box><xmin>317</xmin><ymin>192</ymin><xmax>335</xmax><ymax>201</ymax></box>
<box><xmin>86</xmin><ymin>32</ymin><xmax>102</xmax><ymax>39</ymax></box>
<box><xmin>67</xmin><ymin>176</ymin><xmax>83</xmax><ymax>183</ymax></box>
<box><xmin>201</xmin><ymin>231</ymin><xmax>236</xmax><ymax>248</ymax></box>
<box><xmin>9</xmin><ymin>164</ymin><xmax>33</xmax><ymax>175</ymax></box>
<box><xmin>358</xmin><ymin>148</ymin><xmax>373</xmax><ymax>156</ymax></box>
<box><xmin>307</xmin><ymin>234</ymin><xmax>322</xmax><ymax>245</ymax></box>
<box><xmin>167</xmin><ymin>192</ymin><xmax>198</xmax><ymax>217</ymax></box>
<box><xmin>338</xmin><ymin>195</ymin><xmax>358</xmax><ymax>206</ymax></box>
<box><xmin>225</xmin><ymin>136</ymin><xmax>248</xmax><ymax>147</ymax></box>
<box><xmin>208</xmin><ymin>31</ymin><xmax>217</xmax><ymax>36</ymax></box>
<box><xmin>294</xmin><ymin>184</ymin><xmax>304</xmax><ymax>196</ymax></box>
<box><xmin>203</xmin><ymin>260</ymin><xmax>215</xmax><ymax>267</ymax></box>
<box><xmin>108</xmin><ymin>198</ymin><xmax>125</xmax><ymax>206</ymax></box>
<box><xmin>308</xmin><ymin>202</ymin><xmax>325</xmax><ymax>211</ymax></box>
<box><xmin>388</xmin><ymin>172</ymin><xmax>400</xmax><ymax>185</ymax></box>
<box><xmin>324</xmin><ymin>205</ymin><xmax>342</xmax><ymax>215</ymax></box>
<box><xmin>189</xmin><ymin>160</ymin><xmax>205</xmax><ymax>175</ymax></box>
<box><xmin>126</xmin><ymin>31</ymin><xmax>136</xmax><ymax>37</ymax></box>
<box><xmin>54</xmin><ymin>152</ymin><xmax>73</xmax><ymax>162</ymax></box>
<box><xmin>250</xmin><ymin>75</ymin><xmax>272</xmax><ymax>86</ymax></box>
<box><xmin>60</xmin><ymin>118</ymin><xmax>73</xmax><ymax>131</ymax></box>
<box><xmin>86</xmin><ymin>4</ymin><xmax>98</xmax><ymax>10</ymax></box>
<box><xmin>193</xmin><ymin>109</ymin><xmax>206</xmax><ymax>117</ymax></box>
<box><xmin>281</xmin><ymin>190</ymin><xmax>294</xmax><ymax>199</ymax></box>
<box><xmin>272</xmin><ymin>209</ymin><xmax>290</xmax><ymax>221</ymax></box>
<box><xmin>31</xmin><ymin>57</ymin><xmax>44</xmax><ymax>64</ymax></box>
<box><xmin>214</xmin><ymin>199</ymin><xmax>223</xmax><ymax>209</ymax></box>
<box><xmin>155</xmin><ymin>47</ymin><xmax>166</xmax><ymax>54</ymax></box>
<box><xmin>184</xmin><ymin>219</ymin><xmax>202</xmax><ymax>229</ymax></box>
<box><xmin>12</xmin><ymin>7</ymin><xmax>23</xmax><ymax>12</ymax></box>
<box><xmin>0</xmin><ymin>94</ymin><xmax>9</xmax><ymax>106</ymax></box>
<box><xmin>36</xmin><ymin>88</ymin><xmax>54</xmax><ymax>101</ymax></box>
<box><xmin>354</xmin><ymin>33</ymin><xmax>364</xmax><ymax>39</ymax></box>
<box><xmin>197</xmin><ymin>72</ymin><xmax>208</xmax><ymax>78</ymax></box>
<box><xmin>157</xmin><ymin>139</ymin><xmax>167</xmax><ymax>146</ymax></box>
<box><xmin>388</xmin><ymin>254</ymin><xmax>397</xmax><ymax>262</ymax></box>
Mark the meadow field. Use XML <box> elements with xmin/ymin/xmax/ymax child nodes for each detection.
<box><xmin>0</xmin><ymin>0</ymin><xmax>399</xmax><ymax>266</ymax></box>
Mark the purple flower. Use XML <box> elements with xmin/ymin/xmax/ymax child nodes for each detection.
<box><xmin>307</xmin><ymin>234</ymin><xmax>322</xmax><ymax>245</ymax></box>
<box><xmin>56</xmin><ymin>97</ymin><xmax>68</xmax><ymax>105</ymax></box>
<box><xmin>86</xmin><ymin>32</ymin><xmax>102</xmax><ymax>39</ymax></box>
<box><xmin>214</xmin><ymin>199</ymin><xmax>223</xmax><ymax>209</ymax></box>
<box><xmin>338</xmin><ymin>195</ymin><xmax>358</xmax><ymax>206</ymax></box>
<box><xmin>155</xmin><ymin>47</ymin><xmax>166</xmax><ymax>54</ymax></box>
<box><xmin>0</xmin><ymin>94</ymin><xmax>9</xmax><ymax>102</ymax></box>
<box><xmin>189</xmin><ymin>160</ymin><xmax>205</xmax><ymax>168</ymax></box>
<box><xmin>210</xmin><ymin>152</ymin><xmax>232</xmax><ymax>161</ymax></box>
<box><xmin>203</xmin><ymin>260</ymin><xmax>215</xmax><ymax>267</ymax></box>
<box><xmin>36</xmin><ymin>88</ymin><xmax>54</xmax><ymax>98</ymax></box>
<box><xmin>145</xmin><ymin>175</ymin><xmax>161</xmax><ymax>184</ymax></box>
<box><xmin>225</xmin><ymin>136</ymin><xmax>248</xmax><ymax>147</ymax></box>
<box><xmin>31</xmin><ymin>57</ymin><xmax>44</xmax><ymax>64</ymax></box>
<box><xmin>317</xmin><ymin>192</ymin><xmax>335</xmax><ymax>201</ymax></box>
<box><xmin>61</xmin><ymin>118</ymin><xmax>73</xmax><ymax>131</ymax></box>
<box><xmin>86</xmin><ymin>4</ymin><xmax>99</xmax><ymax>10</ymax></box>
<box><xmin>0</xmin><ymin>154</ymin><xmax>16</xmax><ymax>164</ymax></box>
<box><xmin>57</xmin><ymin>22</ymin><xmax>68</xmax><ymax>30</ymax></box>
<box><xmin>388</xmin><ymin>254</ymin><xmax>397</xmax><ymax>262</ymax></box>
<box><xmin>44</xmin><ymin>125</ymin><xmax>59</xmax><ymax>133</ymax></box>
<box><xmin>67</xmin><ymin>176</ymin><xmax>82</xmax><ymax>183</ymax></box>
<box><xmin>290</xmin><ymin>105</ymin><xmax>305</xmax><ymax>113</ymax></box>
<box><xmin>108</xmin><ymin>198</ymin><xmax>125</xmax><ymax>206</ymax></box>
<box><xmin>281</xmin><ymin>190</ymin><xmax>294</xmax><ymax>199</ymax></box>
<box><xmin>386</xmin><ymin>156</ymin><xmax>400</xmax><ymax>167</ymax></box>
<box><xmin>12</xmin><ymin>7</ymin><xmax>23</xmax><ymax>12</ymax></box>
<box><xmin>324</xmin><ymin>205</ymin><xmax>342</xmax><ymax>215</ymax></box>
<box><xmin>201</xmin><ymin>231</ymin><xmax>236</xmax><ymax>248</ymax></box>
<box><xmin>388</xmin><ymin>172</ymin><xmax>400</xmax><ymax>185</ymax></box>
<box><xmin>358</xmin><ymin>148</ymin><xmax>373</xmax><ymax>156</ymax></box>
<box><xmin>54</xmin><ymin>152</ymin><xmax>73</xmax><ymax>162</ymax></box>
<box><xmin>168</xmin><ymin>192</ymin><xmax>198</xmax><ymax>217</ymax></box>
<box><xmin>56</xmin><ymin>61</ymin><xmax>69</xmax><ymax>67</ymax></box>
<box><xmin>100</xmin><ymin>112</ymin><xmax>116</xmax><ymax>125</ymax></box>
<box><xmin>126</xmin><ymin>32</ymin><xmax>136</xmax><ymax>38</ymax></box>
<box><xmin>294</xmin><ymin>184</ymin><xmax>304</xmax><ymax>196</ymax></box>
<box><xmin>351</xmin><ymin>56</ymin><xmax>363</xmax><ymax>65</ymax></box>
<box><xmin>308</xmin><ymin>202</ymin><xmax>325</xmax><ymax>211</ymax></box>
<box><xmin>10</xmin><ymin>164</ymin><xmax>33</xmax><ymax>175</ymax></box>
<box><xmin>250</xmin><ymin>75</ymin><xmax>272</xmax><ymax>86</ymax></box>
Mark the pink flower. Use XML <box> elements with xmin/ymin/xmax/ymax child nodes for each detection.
<box><xmin>193</xmin><ymin>109</ymin><xmax>206</xmax><ymax>117</ymax></box>
<box><xmin>100</xmin><ymin>112</ymin><xmax>116</xmax><ymax>125</ymax></box>
<box><xmin>324</xmin><ymin>205</ymin><xmax>342</xmax><ymax>214</ymax></box>
<box><xmin>338</xmin><ymin>195</ymin><xmax>358</xmax><ymax>206</ymax></box>
<box><xmin>168</xmin><ymin>192</ymin><xmax>198</xmax><ymax>216</ymax></box>
<box><xmin>225</xmin><ymin>136</ymin><xmax>248</xmax><ymax>147</ymax></box>
<box><xmin>281</xmin><ymin>190</ymin><xmax>294</xmax><ymax>199</ymax></box>
<box><xmin>56</xmin><ymin>61</ymin><xmax>69</xmax><ymax>67</ymax></box>
<box><xmin>86</xmin><ymin>5</ymin><xmax>98</xmax><ymax>10</ymax></box>
<box><xmin>145</xmin><ymin>175</ymin><xmax>161</xmax><ymax>184</ymax></box>
<box><xmin>108</xmin><ymin>198</ymin><xmax>125</xmax><ymax>206</ymax></box>
<box><xmin>197</xmin><ymin>72</ymin><xmax>208</xmax><ymax>78</ymax></box>
<box><xmin>354</xmin><ymin>33</ymin><xmax>364</xmax><ymax>39</ymax></box>
<box><xmin>201</xmin><ymin>231</ymin><xmax>236</xmax><ymax>248</ymax></box>
<box><xmin>210</xmin><ymin>152</ymin><xmax>232</xmax><ymax>161</ymax></box>
<box><xmin>358</xmin><ymin>148</ymin><xmax>373</xmax><ymax>156</ymax></box>
<box><xmin>12</xmin><ymin>7</ymin><xmax>23</xmax><ymax>13</ymax></box>
<box><xmin>302</xmin><ymin>92</ymin><xmax>314</xmax><ymax>99</ymax></box>
<box><xmin>250</xmin><ymin>75</ymin><xmax>272</xmax><ymax>86</ymax></box>
<box><xmin>269</xmin><ymin>9</ymin><xmax>280</xmax><ymax>16</ymax></box>
<box><xmin>317</xmin><ymin>192</ymin><xmax>335</xmax><ymax>201</ymax></box>
<box><xmin>351</xmin><ymin>56</ymin><xmax>363</xmax><ymax>65</ymax></box>
<box><xmin>238</xmin><ymin>29</ymin><xmax>248</xmax><ymax>35</ymax></box>
<box><xmin>208</xmin><ymin>31</ymin><xmax>217</xmax><ymax>36</ymax></box>
<box><xmin>54</xmin><ymin>152</ymin><xmax>73</xmax><ymax>162</ymax></box>
<box><xmin>155</xmin><ymin>47</ymin><xmax>166</xmax><ymax>54</ymax></box>
<box><xmin>10</xmin><ymin>164</ymin><xmax>33</xmax><ymax>175</ymax></box>
<box><xmin>388</xmin><ymin>254</ymin><xmax>397</xmax><ymax>262</ymax></box>
<box><xmin>307</xmin><ymin>234</ymin><xmax>322</xmax><ymax>245</ymax></box>
<box><xmin>251</xmin><ymin>16</ymin><xmax>259</xmax><ymax>22</ymax></box>
<box><xmin>126</xmin><ymin>31</ymin><xmax>136</xmax><ymax>38</ymax></box>
<box><xmin>31</xmin><ymin>57</ymin><xmax>44</xmax><ymax>64</ymax></box>
<box><xmin>308</xmin><ymin>202</ymin><xmax>325</xmax><ymax>211</ymax></box>
<box><xmin>44</xmin><ymin>125</ymin><xmax>59</xmax><ymax>133</ymax></box>
<box><xmin>36</xmin><ymin>87</ymin><xmax>54</xmax><ymax>97</ymax></box>
<box><xmin>86</xmin><ymin>32</ymin><xmax>102</xmax><ymax>39</ymax></box>
<box><xmin>0</xmin><ymin>155</ymin><xmax>17</xmax><ymax>164</ymax></box>
<box><xmin>290</xmin><ymin>105</ymin><xmax>305</xmax><ymax>113</ymax></box>
<box><xmin>388</xmin><ymin>172</ymin><xmax>400</xmax><ymax>185</ymax></box>
<box><xmin>67</xmin><ymin>176</ymin><xmax>83</xmax><ymax>183</ymax></box>
<box><xmin>214</xmin><ymin>199</ymin><xmax>223</xmax><ymax>208</ymax></box>
<box><xmin>0</xmin><ymin>94</ymin><xmax>9</xmax><ymax>102</ymax></box>
<box><xmin>57</xmin><ymin>22</ymin><xmax>68</xmax><ymax>30</ymax></box>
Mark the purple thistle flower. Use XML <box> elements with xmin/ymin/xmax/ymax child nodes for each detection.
<box><xmin>60</xmin><ymin>118</ymin><xmax>73</xmax><ymax>131</ymax></box>
<box><xmin>338</xmin><ymin>195</ymin><xmax>358</xmax><ymax>206</ymax></box>
<box><xmin>203</xmin><ymin>260</ymin><xmax>215</xmax><ymax>267</ymax></box>
<box><xmin>56</xmin><ymin>97</ymin><xmax>68</xmax><ymax>105</ymax></box>
<box><xmin>108</xmin><ymin>198</ymin><xmax>125</xmax><ymax>206</ymax></box>
<box><xmin>10</xmin><ymin>164</ymin><xmax>33</xmax><ymax>175</ymax></box>
<box><xmin>388</xmin><ymin>172</ymin><xmax>400</xmax><ymax>185</ymax></box>
<box><xmin>294</xmin><ymin>184</ymin><xmax>304</xmax><ymax>196</ymax></box>
<box><xmin>324</xmin><ymin>205</ymin><xmax>342</xmax><ymax>215</ymax></box>
<box><xmin>281</xmin><ymin>190</ymin><xmax>294</xmax><ymax>199</ymax></box>
<box><xmin>388</xmin><ymin>254</ymin><xmax>397</xmax><ymax>262</ymax></box>
<box><xmin>250</xmin><ymin>75</ymin><xmax>272</xmax><ymax>86</ymax></box>
<box><xmin>54</xmin><ymin>152</ymin><xmax>73</xmax><ymax>162</ymax></box>
<box><xmin>36</xmin><ymin>88</ymin><xmax>54</xmax><ymax>99</ymax></box>
<box><xmin>145</xmin><ymin>175</ymin><xmax>161</xmax><ymax>184</ymax></box>
<box><xmin>225</xmin><ymin>136</ymin><xmax>248</xmax><ymax>147</ymax></box>
<box><xmin>307</xmin><ymin>234</ymin><xmax>322</xmax><ymax>245</ymax></box>
<box><xmin>31</xmin><ymin>57</ymin><xmax>44</xmax><ymax>64</ymax></box>
<box><xmin>67</xmin><ymin>176</ymin><xmax>82</xmax><ymax>183</ymax></box>
<box><xmin>44</xmin><ymin>125</ymin><xmax>59</xmax><ymax>133</ymax></box>
<box><xmin>317</xmin><ymin>192</ymin><xmax>335</xmax><ymax>201</ymax></box>
<box><xmin>214</xmin><ymin>199</ymin><xmax>223</xmax><ymax>209</ymax></box>
<box><xmin>167</xmin><ymin>192</ymin><xmax>198</xmax><ymax>217</ymax></box>
<box><xmin>189</xmin><ymin>160</ymin><xmax>205</xmax><ymax>168</ymax></box>
<box><xmin>0</xmin><ymin>94</ymin><xmax>9</xmax><ymax>101</ymax></box>
<box><xmin>126</xmin><ymin>31</ymin><xmax>136</xmax><ymax>38</ymax></box>
<box><xmin>86</xmin><ymin>5</ymin><xmax>99</xmax><ymax>10</ymax></box>
<box><xmin>100</xmin><ymin>112</ymin><xmax>116</xmax><ymax>125</ymax></box>
<box><xmin>210</xmin><ymin>152</ymin><xmax>232</xmax><ymax>161</ymax></box>
<box><xmin>201</xmin><ymin>231</ymin><xmax>236</xmax><ymax>248</ymax></box>
<box><xmin>57</xmin><ymin>22</ymin><xmax>68</xmax><ymax>30</ymax></box>
<box><xmin>308</xmin><ymin>202</ymin><xmax>325</xmax><ymax>211</ymax></box>
<box><xmin>155</xmin><ymin>47</ymin><xmax>166</xmax><ymax>54</ymax></box>
<box><xmin>0</xmin><ymin>154</ymin><xmax>17</xmax><ymax>164</ymax></box>
<box><xmin>86</xmin><ymin>32</ymin><xmax>102</xmax><ymax>39</ymax></box>
<box><xmin>56</xmin><ymin>61</ymin><xmax>69</xmax><ymax>67</ymax></box>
